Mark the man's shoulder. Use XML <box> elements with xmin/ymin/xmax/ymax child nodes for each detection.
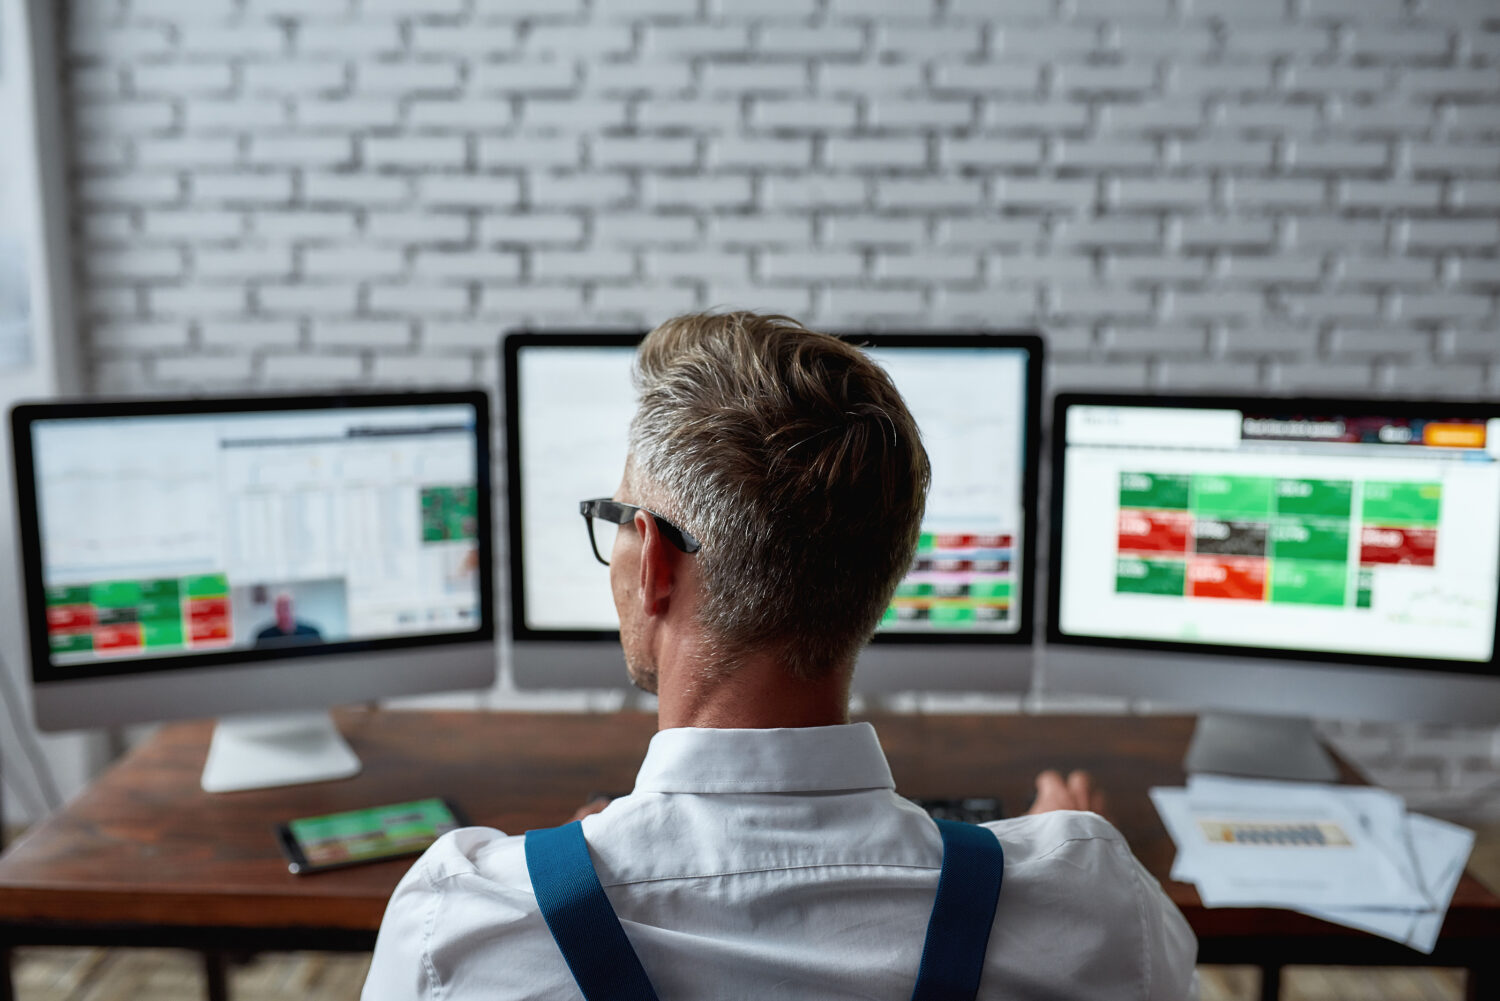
<box><xmin>406</xmin><ymin>808</ymin><xmax>1145</xmax><ymax>911</ymax></box>
<box><xmin>390</xmin><ymin>826</ymin><xmax>544</xmax><ymax>936</ymax></box>
<box><xmin>985</xmin><ymin>811</ymin><xmax>1150</xmax><ymax>894</ymax></box>
<box><xmin>412</xmin><ymin>825</ymin><xmax>531</xmax><ymax>888</ymax></box>
<box><xmin>365</xmin><ymin>827</ymin><xmax>569</xmax><ymax>1001</ymax></box>
<box><xmin>987</xmin><ymin>809</ymin><xmax>1127</xmax><ymax>858</ymax></box>
<box><xmin>983</xmin><ymin>812</ymin><xmax>1198</xmax><ymax>1000</ymax></box>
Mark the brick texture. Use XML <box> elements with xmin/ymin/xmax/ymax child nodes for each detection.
<box><xmin>60</xmin><ymin>2</ymin><xmax>1500</xmax><ymax>808</ymax></box>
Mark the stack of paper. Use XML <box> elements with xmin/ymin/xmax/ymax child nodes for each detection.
<box><xmin>1151</xmin><ymin>774</ymin><xmax>1475</xmax><ymax>953</ymax></box>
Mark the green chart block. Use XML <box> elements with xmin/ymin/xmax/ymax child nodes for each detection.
<box><xmin>916</xmin><ymin>532</ymin><xmax>935</xmax><ymax>553</ymax></box>
<box><xmin>46</xmin><ymin>585</ymin><xmax>91</xmax><ymax>606</ymax></box>
<box><xmin>1191</xmin><ymin>475</ymin><xmax>1274</xmax><ymax>519</ymax></box>
<box><xmin>422</xmin><ymin>487</ymin><xmax>478</xmax><ymax>542</ymax></box>
<box><xmin>450</xmin><ymin>487</ymin><xmax>477</xmax><ymax>520</ymax></box>
<box><xmin>421</xmin><ymin>490</ymin><xmax>441</xmax><ymax>540</ymax></box>
<box><xmin>1275</xmin><ymin>478</ymin><xmax>1353</xmax><ymax>519</ymax></box>
<box><xmin>929</xmin><ymin>604</ymin><xmax>976</xmax><ymax>626</ymax></box>
<box><xmin>90</xmin><ymin>580</ymin><xmax>142</xmax><ymax>608</ymax></box>
<box><xmin>1362</xmin><ymin>482</ymin><xmax>1441</xmax><ymax>527</ymax></box>
<box><xmin>136</xmin><ymin>597</ymin><xmax>182</xmax><ymax>622</ymax></box>
<box><xmin>184</xmin><ymin>573</ymin><xmax>229</xmax><ymax>598</ymax></box>
<box><xmin>1270</xmin><ymin>517</ymin><xmax>1351</xmax><ymax>563</ymax></box>
<box><xmin>1119</xmin><ymin>472</ymin><xmax>1190</xmax><ymax>510</ymax></box>
<box><xmin>141</xmin><ymin>578</ymin><xmax>180</xmax><ymax>601</ymax></box>
<box><xmin>895</xmin><ymin>581</ymin><xmax>934</xmax><ymax>598</ymax></box>
<box><xmin>1116</xmin><ymin>556</ymin><xmax>1187</xmax><ymax>596</ymax></box>
<box><xmin>51</xmin><ymin>632</ymin><xmax>93</xmax><ymax>654</ymax></box>
<box><xmin>1270</xmin><ymin>560</ymin><xmax>1346</xmax><ymax>606</ymax></box>
<box><xmin>421</xmin><ymin>491</ymin><xmax>447</xmax><ymax>543</ymax></box>
<box><xmin>880</xmin><ymin>606</ymin><xmax>898</xmax><ymax>626</ymax></box>
<box><xmin>142</xmin><ymin>619</ymin><xmax>185</xmax><ymax>648</ymax></box>
<box><xmin>969</xmin><ymin>580</ymin><xmax>1012</xmax><ymax>600</ymax></box>
<box><xmin>1356</xmin><ymin>568</ymin><xmax>1374</xmax><ymax>609</ymax></box>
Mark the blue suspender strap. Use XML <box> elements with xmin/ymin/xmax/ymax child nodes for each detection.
<box><xmin>524</xmin><ymin>821</ymin><xmax>661</xmax><ymax>1001</ymax></box>
<box><xmin>910</xmin><ymin>819</ymin><xmax>1006</xmax><ymax>1001</ymax></box>
<box><xmin>526</xmin><ymin>816</ymin><xmax>1000</xmax><ymax>1001</ymax></box>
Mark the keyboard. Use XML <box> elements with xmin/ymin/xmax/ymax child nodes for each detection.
<box><xmin>907</xmin><ymin>796</ymin><xmax>1005</xmax><ymax>824</ymax></box>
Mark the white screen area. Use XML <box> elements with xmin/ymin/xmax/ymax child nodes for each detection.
<box><xmin>518</xmin><ymin>345</ymin><xmax>1030</xmax><ymax>635</ymax></box>
<box><xmin>1056</xmin><ymin>405</ymin><xmax>1500</xmax><ymax>663</ymax></box>
<box><xmin>33</xmin><ymin>405</ymin><xmax>482</xmax><ymax>667</ymax></box>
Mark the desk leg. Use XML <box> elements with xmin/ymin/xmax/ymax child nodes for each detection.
<box><xmin>203</xmin><ymin>951</ymin><xmax>229</xmax><ymax>1001</ymax></box>
<box><xmin>1</xmin><ymin>947</ymin><xmax>13</xmax><ymax>1001</ymax></box>
<box><xmin>1259</xmin><ymin>964</ymin><xmax>1281</xmax><ymax>1001</ymax></box>
<box><xmin>1469</xmin><ymin>964</ymin><xmax>1496</xmax><ymax>1001</ymax></box>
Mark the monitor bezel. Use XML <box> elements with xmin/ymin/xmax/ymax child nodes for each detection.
<box><xmin>1046</xmin><ymin>391</ymin><xmax>1500</xmax><ymax>678</ymax></box>
<box><xmin>10</xmin><ymin>389</ymin><xmax>495</xmax><ymax>687</ymax></box>
<box><xmin>504</xmin><ymin>329</ymin><xmax>1044</xmax><ymax>650</ymax></box>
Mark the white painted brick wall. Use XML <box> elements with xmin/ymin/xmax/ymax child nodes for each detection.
<box><xmin>59</xmin><ymin>0</ymin><xmax>1500</xmax><ymax>814</ymax></box>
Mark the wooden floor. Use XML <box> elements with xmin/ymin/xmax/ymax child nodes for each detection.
<box><xmin>6</xmin><ymin>947</ymin><xmax>1474</xmax><ymax>1000</ymax></box>
<box><xmin>8</xmin><ymin>823</ymin><xmax>1498</xmax><ymax>1000</ymax></box>
<box><xmin>12</xmin><ymin>949</ymin><xmax>373</xmax><ymax>1001</ymax></box>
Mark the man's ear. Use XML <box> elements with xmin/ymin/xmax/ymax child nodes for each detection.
<box><xmin>634</xmin><ymin>510</ymin><xmax>676</xmax><ymax>618</ymax></box>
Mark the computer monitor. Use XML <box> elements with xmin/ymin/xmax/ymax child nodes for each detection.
<box><xmin>1046</xmin><ymin>393</ymin><xmax>1500</xmax><ymax>779</ymax></box>
<box><xmin>504</xmin><ymin>331</ymin><xmax>1042</xmax><ymax>694</ymax></box>
<box><xmin>10</xmin><ymin>391</ymin><xmax>495</xmax><ymax>791</ymax></box>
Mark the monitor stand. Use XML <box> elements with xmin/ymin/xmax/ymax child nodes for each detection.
<box><xmin>1184</xmin><ymin>712</ymin><xmax>1340</xmax><ymax>782</ymax></box>
<box><xmin>200</xmin><ymin>711</ymin><xmax>362</xmax><ymax>793</ymax></box>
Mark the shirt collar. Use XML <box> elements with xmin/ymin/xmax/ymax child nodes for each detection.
<box><xmin>633</xmin><ymin>722</ymin><xmax>895</xmax><ymax>794</ymax></box>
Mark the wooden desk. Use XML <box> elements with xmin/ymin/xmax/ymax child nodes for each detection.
<box><xmin>1</xmin><ymin>710</ymin><xmax>1496</xmax><ymax>1001</ymax></box>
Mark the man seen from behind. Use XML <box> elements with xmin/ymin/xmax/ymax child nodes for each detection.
<box><xmin>363</xmin><ymin>312</ymin><xmax>1198</xmax><ymax>1000</ymax></box>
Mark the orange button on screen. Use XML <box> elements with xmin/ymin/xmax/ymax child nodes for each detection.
<box><xmin>1423</xmin><ymin>423</ymin><xmax>1486</xmax><ymax>448</ymax></box>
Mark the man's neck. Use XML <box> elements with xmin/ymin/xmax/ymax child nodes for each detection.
<box><xmin>655</xmin><ymin>648</ymin><xmax>852</xmax><ymax>730</ymax></box>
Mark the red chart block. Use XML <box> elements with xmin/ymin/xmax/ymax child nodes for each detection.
<box><xmin>1359</xmin><ymin>527</ymin><xmax>1437</xmax><ymax>567</ymax></box>
<box><xmin>188</xmin><ymin>597</ymin><xmax>229</xmax><ymax>621</ymax></box>
<box><xmin>1188</xmin><ymin>556</ymin><xmax>1268</xmax><ymax>601</ymax></box>
<box><xmin>934</xmin><ymin>534</ymin><xmax>974</xmax><ymax>549</ymax></box>
<box><xmin>1118</xmin><ymin>510</ymin><xmax>1192</xmax><ymax>555</ymax></box>
<box><xmin>94</xmin><ymin>623</ymin><xmax>143</xmax><ymax>653</ymax></box>
<box><xmin>47</xmin><ymin>604</ymin><xmax>95</xmax><ymax>632</ymax></box>
<box><xmin>189</xmin><ymin>618</ymin><xmax>231</xmax><ymax>644</ymax></box>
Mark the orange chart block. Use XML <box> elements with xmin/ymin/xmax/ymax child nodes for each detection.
<box><xmin>189</xmin><ymin>619</ymin><xmax>230</xmax><ymax>644</ymax></box>
<box><xmin>93</xmin><ymin>623</ymin><xmax>143</xmax><ymax>653</ymax></box>
<box><xmin>1188</xmin><ymin>556</ymin><xmax>1268</xmax><ymax>601</ymax></box>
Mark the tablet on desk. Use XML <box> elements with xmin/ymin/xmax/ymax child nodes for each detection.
<box><xmin>276</xmin><ymin>797</ymin><xmax>469</xmax><ymax>875</ymax></box>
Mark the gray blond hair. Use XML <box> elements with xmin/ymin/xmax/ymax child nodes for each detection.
<box><xmin>627</xmin><ymin>312</ymin><xmax>930</xmax><ymax>680</ymax></box>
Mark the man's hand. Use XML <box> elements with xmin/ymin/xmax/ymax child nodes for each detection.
<box><xmin>569</xmin><ymin>796</ymin><xmax>612</xmax><ymax>823</ymax></box>
<box><xmin>1025</xmin><ymin>769</ymin><xmax>1106</xmax><ymax>817</ymax></box>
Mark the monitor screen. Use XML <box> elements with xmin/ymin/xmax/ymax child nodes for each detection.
<box><xmin>507</xmin><ymin>332</ymin><xmax>1041</xmax><ymax>651</ymax></box>
<box><xmin>1050</xmin><ymin>395</ymin><xmax>1500</xmax><ymax>672</ymax></box>
<box><xmin>15</xmin><ymin>394</ymin><xmax>492</xmax><ymax>683</ymax></box>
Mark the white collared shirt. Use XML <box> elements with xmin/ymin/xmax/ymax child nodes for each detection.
<box><xmin>363</xmin><ymin>724</ymin><xmax>1199</xmax><ymax>1001</ymax></box>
